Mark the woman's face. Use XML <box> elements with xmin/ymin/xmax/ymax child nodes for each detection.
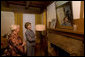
<box><xmin>64</xmin><ymin>17</ymin><xmax>68</xmax><ymax>22</ymax></box>
<box><xmin>13</xmin><ymin>30</ymin><xmax>17</xmax><ymax>34</ymax></box>
<box><xmin>16</xmin><ymin>26</ymin><xmax>20</xmax><ymax>33</ymax></box>
<box><xmin>27</xmin><ymin>24</ymin><xmax>31</xmax><ymax>30</ymax></box>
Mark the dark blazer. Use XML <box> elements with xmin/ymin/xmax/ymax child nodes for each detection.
<box><xmin>25</xmin><ymin>29</ymin><xmax>35</xmax><ymax>46</ymax></box>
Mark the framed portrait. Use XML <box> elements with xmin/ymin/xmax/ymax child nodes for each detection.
<box><xmin>56</xmin><ymin>1</ymin><xmax>73</xmax><ymax>29</ymax></box>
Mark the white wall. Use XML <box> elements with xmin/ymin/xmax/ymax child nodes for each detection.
<box><xmin>1</xmin><ymin>11</ymin><xmax>14</xmax><ymax>36</ymax></box>
<box><xmin>47</xmin><ymin>2</ymin><xmax>56</xmax><ymax>28</ymax></box>
<box><xmin>72</xmin><ymin>1</ymin><xmax>81</xmax><ymax>19</ymax></box>
<box><xmin>23</xmin><ymin>14</ymin><xmax>35</xmax><ymax>41</ymax></box>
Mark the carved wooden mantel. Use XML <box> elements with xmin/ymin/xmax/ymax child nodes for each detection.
<box><xmin>47</xmin><ymin>28</ymin><xmax>84</xmax><ymax>56</ymax></box>
<box><xmin>48</xmin><ymin>28</ymin><xmax>84</xmax><ymax>41</ymax></box>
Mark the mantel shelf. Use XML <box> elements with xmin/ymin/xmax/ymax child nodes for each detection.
<box><xmin>48</xmin><ymin>28</ymin><xmax>84</xmax><ymax>35</ymax></box>
<box><xmin>47</xmin><ymin>28</ymin><xmax>84</xmax><ymax>41</ymax></box>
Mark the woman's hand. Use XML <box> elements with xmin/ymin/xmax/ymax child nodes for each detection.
<box><xmin>22</xmin><ymin>41</ymin><xmax>26</xmax><ymax>46</ymax></box>
<box><xmin>29</xmin><ymin>37</ymin><xmax>32</xmax><ymax>41</ymax></box>
<box><xmin>9</xmin><ymin>45</ymin><xmax>13</xmax><ymax>49</ymax></box>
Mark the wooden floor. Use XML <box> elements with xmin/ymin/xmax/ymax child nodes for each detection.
<box><xmin>35</xmin><ymin>41</ymin><xmax>58</xmax><ymax>56</ymax></box>
<box><xmin>35</xmin><ymin>43</ymin><xmax>46</xmax><ymax>56</ymax></box>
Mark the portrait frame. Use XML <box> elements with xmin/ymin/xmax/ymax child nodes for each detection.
<box><xmin>50</xmin><ymin>19</ymin><xmax>57</xmax><ymax>29</ymax></box>
<box><xmin>55</xmin><ymin>1</ymin><xmax>73</xmax><ymax>29</ymax></box>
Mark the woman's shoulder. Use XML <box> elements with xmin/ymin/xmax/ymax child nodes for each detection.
<box><xmin>25</xmin><ymin>30</ymin><xmax>28</xmax><ymax>33</ymax></box>
<box><xmin>25</xmin><ymin>30</ymin><xmax>29</xmax><ymax>35</ymax></box>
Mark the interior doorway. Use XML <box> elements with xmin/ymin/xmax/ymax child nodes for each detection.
<box><xmin>23</xmin><ymin>14</ymin><xmax>35</xmax><ymax>41</ymax></box>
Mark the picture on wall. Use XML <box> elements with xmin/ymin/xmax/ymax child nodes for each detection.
<box><xmin>56</xmin><ymin>1</ymin><xmax>73</xmax><ymax>29</ymax></box>
<box><xmin>50</xmin><ymin>19</ymin><xmax>56</xmax><ymax>29</ymax></box>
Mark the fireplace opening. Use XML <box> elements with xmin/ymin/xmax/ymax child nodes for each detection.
<box><xmin>50</xmin><ymin>43</ymin><xmax>70</xmax><ymax>56</ymax></box>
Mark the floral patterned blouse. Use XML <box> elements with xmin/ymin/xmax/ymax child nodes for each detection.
<box><xmin>7</xmin><ymin>33</ymin><xmax>25</xmax><ymax>56</ymax></box>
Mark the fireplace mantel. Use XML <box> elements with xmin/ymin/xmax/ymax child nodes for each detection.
<box><xmin>47</xmin><ymin>28</ymin><xmax>84</xmax><ymax>41</ymax></box>
<box><xmin>47</xmin><ymin>29</ymin><xmax>84</xmax><ymax>56</ymax></box>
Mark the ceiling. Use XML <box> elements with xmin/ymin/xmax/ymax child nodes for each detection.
<box><xmin>1</xmin><ymin>1</ymin><xmax>53</xmax><ymax>13</ymax></box>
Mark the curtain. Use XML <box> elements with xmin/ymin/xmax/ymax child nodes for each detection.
<box><xmin>14</xmin><ymin>12</ymin><xmax>23</xmax><ymax>39</ymax></box>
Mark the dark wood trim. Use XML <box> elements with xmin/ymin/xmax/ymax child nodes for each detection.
<box><xmin>8</xmin><ymin>1</ymin><xmax>26</xmax><ymax>5</ymax></box>
<box><xmin>47</xmin><ymin>29</ymin><xmax>84</xmax><ymax>41</ymax></box>
<box><xmin>48</xmin><ymin>28</ymin><xmax>84</xmax><ymax>35</ymax></box>
<box><xmin>1</xmin><ymin>7</ymin><xmax>41</xmax><ymax>14</ymax></box>
<box><xmin>6</xmin><ymin>1</ymin><xmax>10</xmax><ymax>7</ymax></box>
<box><xmin>46</xmin><ymin>1</ymin><xmax>54</xmax><ymax>7</ymax></box>
<box><xmin>46</xmin><ymin>9</ymin><xmax>47</xmax><ymax>36</ymax></box>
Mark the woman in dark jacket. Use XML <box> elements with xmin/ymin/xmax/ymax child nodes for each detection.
<box><xmin>25</xmin><ymin>22</ymin><xmax>35</xmax><ymax>56</ymax></box>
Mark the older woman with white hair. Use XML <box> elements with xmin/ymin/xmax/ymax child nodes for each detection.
<box><xmin>6</xmin><ymin>25</ymin><xmax>26</xmax><ymax>56</ymax></box>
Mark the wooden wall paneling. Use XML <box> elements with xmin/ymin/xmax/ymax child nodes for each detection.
<box><xmin>74</xmin><ymin>19</ymin><xmax>84</xmax><ymax>33</ymax></box>
<box><xmin>80</xmin><ymin>1</ymin><xmax>84</xmax><ymax>19</ymax></box>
